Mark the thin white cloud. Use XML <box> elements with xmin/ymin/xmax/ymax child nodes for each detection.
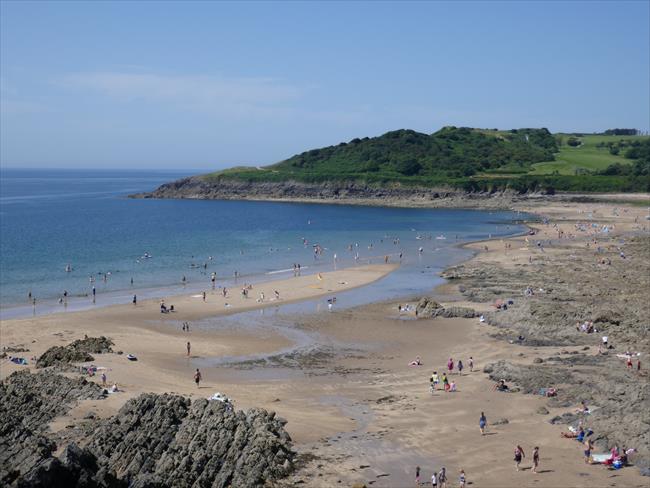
<box><xmin>56</xmin><ymin>72</ymin><xmax>303</xmax><ymax>113</ymax></box>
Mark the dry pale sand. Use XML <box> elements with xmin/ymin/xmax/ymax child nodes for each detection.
<box><xmin>2</xmin><ymin>203</ymin><xmax>649</xmax><ymax>488</ymax></box>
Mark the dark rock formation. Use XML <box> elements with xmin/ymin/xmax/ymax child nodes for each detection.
<box><xmin>1</xmin><ymin>372</ymin><xmax>295</xmax><ymax>487</ymax></box>
<box><xmin>36</xmin><ymin>336</ymin><xmax>113</xmax><ymax>368</ymax></box>
<box><xmin>416</xmin><ymin>297</ymin><xmax>476</xmax><ymax>319</ymax></box>
<box><xmin>131</xmin><ymin>176</ymin><xmax>521</xmax><ymax>209</ymax></box>
<box><xmin>85</xmin><ymin>394</ymin><xmax>294</xmax><ymax>487</ymax></box>
<box><xmin>0</xmin><ymin>371</ymin><xmax>106</xmax><ymax>486</ymax></box>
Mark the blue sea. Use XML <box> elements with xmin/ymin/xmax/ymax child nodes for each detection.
<box><xmin>0</xmin><ymin>168</ymin><xmax>528</xmax><ymax>318</ymax></box>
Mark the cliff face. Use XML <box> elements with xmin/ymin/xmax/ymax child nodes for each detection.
<box><xmin>131</xmin><ymin>176</ymin><xmax>520</xmax><ymax>208</ymax></box>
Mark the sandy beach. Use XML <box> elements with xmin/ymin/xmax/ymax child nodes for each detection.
<box><xmin>2</xmin><ymin>199</ymin><xmax>649</xmax><ymax>487</ymax></box>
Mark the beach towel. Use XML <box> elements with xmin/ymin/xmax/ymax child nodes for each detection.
<box><xmin>591</xmin><ymin>454</ymin><xmax>611</xmax><ymax>464</ymax></box>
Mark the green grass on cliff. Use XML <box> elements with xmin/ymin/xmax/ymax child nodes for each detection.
<box><xmin>203</xmin><ymin>128</ymin><xmax>650</xmax><ymax>193</ymax></box>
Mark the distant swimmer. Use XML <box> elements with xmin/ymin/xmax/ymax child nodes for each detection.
<box><xmin>418</xmin><ymin>247</ymin><xmax>424</xmax><ymax>253</ymax></box>
<box><xmin>65</xmin><ymin>264</ymin><xmax>72</xmax><ymax>272</ymax></box>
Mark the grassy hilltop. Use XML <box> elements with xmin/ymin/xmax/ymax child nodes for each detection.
<box><xmin>204</xmin><ymin>127</ymin><xmax>650</xmax><ymax>193</ymax></box>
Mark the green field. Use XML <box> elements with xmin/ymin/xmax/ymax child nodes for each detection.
<box><xmin>528</xmin><ymin>134</ymin><xmax>647</xmax><ymax>175</ymax></box>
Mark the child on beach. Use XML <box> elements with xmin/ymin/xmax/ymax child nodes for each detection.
<box><xmin>194</xmin><ymin>368</ymin><xmax>202</xmax><ymax>388</ymax></box>
<box><xmin>415</xmin><ymin>465</ymin><xmax>420</xmax><ymax>486</ymax></box>
<box><xmin>532</xmin><ymin>446</ymin><xmax>540</xmax><ymax>473</ymax></box>
<box><xmin>479</xmin><ymin>412</ymin><xmax>487</xmax><ymax>435</ymax></box>
<box><xmin>438</xmin><ymin>467</ymin><xmax>447</xmax><ymax>488</ymax></box>
<box><xmin>459</xmin><ymin>469</ymin><xmax>466</xmax><ymax>487</ymax></box>
<box><xmin>469</xmin><ymin>357</ymin><xmax>474</xmax><ymax>372</ymax></box>
<box><xmin>430</xmin><ymin>371</ymin><xmax>440</xmax><ymax>392</ymax></box>
<box><xmin>457</xmin><ymin>360</ymin><xmax>463</xmax><ymax>375</ymax></box>
<box><xmin>447</xmin><ymin>358</ymin><xmax>454</xmax><ymax>374</ymax></box>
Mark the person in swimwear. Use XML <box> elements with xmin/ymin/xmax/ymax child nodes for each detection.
<box><xmin>514</xmin><ymin>445</ymin><xmax>525</xmax><ymax>471</ymax></box>
<box><xmin>479</xmin><ymin>412</ymin><xmax>487</xmax><ymax>435</ymax></box>
<box><xmin>532</xmin><ymin>446</ymin><xmax>540</xmax><ymax>473</ymax></box>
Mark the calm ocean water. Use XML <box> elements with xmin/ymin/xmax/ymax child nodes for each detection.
<box><xmin>0</xmin><ymin>168</ymin><xmax>528</xmax><ymax>318</ymax></box>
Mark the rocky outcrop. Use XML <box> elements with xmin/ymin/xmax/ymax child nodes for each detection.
<box><xmin>450</xmin><ymin>235</ymin><xmax>650</xmax><ymax>474</ymax></box>
<box><xmin>416</xmin><ymin>297</ymin><xmax>477</xmax><ymax>319</ymax></box>
<box><xmin>85</xmin><ymin>394</ymin><xmax>294</xmax><ymax>487</ymax></box>
<box><xmin>36</xmin><ymin>336</ymin><xmax>113</xmax><ymax>368</ymax></box>
<box><xmin>131</xmin><ymin>176</ymin><xmax>521</xmax><ymax>209</ymax></box>
<box><xmin>1</xmin><ymin>372</ymin><xmax>295</xmax><ymax>487</ymax></box>
<box><xmin>0</xmin><ymin>371</ymin><xmax>106</xmax><ymax>486</ymax></box>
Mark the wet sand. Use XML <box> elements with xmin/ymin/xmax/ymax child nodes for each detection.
<box><xmin>1</xmin><ymin>202</ymin><xmax>649</xmax><ymax>487</ymax></box>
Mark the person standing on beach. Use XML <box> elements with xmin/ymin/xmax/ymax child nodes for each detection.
<box><xmin>479</xmin><ymin>412</ymin><xmax>487</xmax><ymax>435</ymax></box>
<box><xmin>469</xmin><ymin>357</ymin><xmax>474</xmax><ymax>372</ymax></box>
<box><xmin>101</xmin><ymin>372</ymin><xmax>107</xmax><ymax>387</ymax></box>
<box><xmin>459</xmin><ymin>469</ymin><xmax>466</xmax><ymax>488</ymax></box>
<box><xmin>92</xmin><ymin>286</ymin><xmax>96</xmax><ymax>301</ymax></box>
<box><xmin>584</xmin><ymin>438</ymin><xmax>593</xmax><ymax>464</ymax></box>
<box><xmin>132</xmin><ymin>294</ymin><xmax>137</xmax><ymax>305</ymax></box>
<box><xmin>194</xmin><ymin>368</ymin><xmax>202</xmax><ymax>388</ymax></box>
<box><xmin>186</xmin><ymin>342</ymin><xmax>191</xmax><ymax>357</ymax></box>
<box><xmin>514</xmin><ymin>445</ymin><xmax>525</xmax><ymax>471</ymax></box>
<box><xmin>532</xmin><ymin>446</ymin><xmax>540</xmax><ymax>473</ymax></box>
<box><xmin>447</xmin><ymin>358</ymin><xmax>454</xmax><ymax>375</ymax></box>
<box><xmin>202</xmin><ymin>291</ymin><xmax>206</xmax><ymax>302</ymax></box>
<box><xmin>437</xmin><ymin>467</ymin><xmax>447</xmax><ymax>488</ymax></box>
<box><xmin>430</xmin><ymin>469</ymin><xmax>437</xmax><ymax>487</ymax></box>
<box><xmin>457</xmin><ymin>360</ymin><xmax>464</xmax><ymax>375</ymax></box>
<box><xmin>415</xmin><ymin>465</ymin><xmax>420</xmax><ymax>486</ymax></box>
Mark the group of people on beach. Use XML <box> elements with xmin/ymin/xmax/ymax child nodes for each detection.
<box><xmin>426</xmin><ymin>357</ymin><xmax>474</xmax><ymax>394</ymax></box>
<box><xmin>415</xmin><ymin>465</ymin><xmax>463</xmax><ymax>487</ymax></box>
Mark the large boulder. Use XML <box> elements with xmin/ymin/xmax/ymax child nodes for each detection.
<box><xmin>36</xmin><ymin>336</ymin><xmax>113</xmax><ymax>368</ymax></box>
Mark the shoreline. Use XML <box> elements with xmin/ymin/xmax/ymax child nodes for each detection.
<box><xmin>0</xmin><ymin>257</ymin><xmax>400</xmax><ymax>321</ymax></box>
<box><xmin>1</xmin><ymin>199</ymin><xmax>648</xmax><ymax>487</ymax></box>
<box><xmin>0</xmin><ymin>263</ymin><xmax>397</xmax><ymax>327</ymax></box>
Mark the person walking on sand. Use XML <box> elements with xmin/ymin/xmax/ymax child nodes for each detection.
<box><xmin>457</xmin><ymin>359</ymin><xmax>464</xmax><ymax>375</ymax></box>
<box><xmin>431</xmin><ymin>469</ymin><xmax>437</xmax><ymax>487</ymax></box>
<box><xmin>447</xmin><ymin>358</ymin><xmax>454</xmax><ymax>375</ymax></box>
<box><xmin>437</xmin><ymin>467</ymin><xmax>447</xmax><ymax>488</ymax></box>
<box><xmin>186</xmin><ymin>341</ymin><xmax>191</xmax><ymax>357</ymax></box>
<box><xmin>194</xmin><ymin>368</ymin><xmax>202</xmax><ymax>388</ymax></box>
<box><xmin>584</xmin><ymin>438</ymin><xmax>593</xmax><ymax>464</ymax></box>
<box><xmin>415</xmin><ymin>465</ymin><xmax>420</xmax><ymax>486</ymax></box>
<box><xmin>101</xmin><ymin>372</ymin><xmax>107</xmax><ymax>387</ymax></box>
<box><xmin>514</xmin><ymin>445</ymin><xmax>525</xmax><ymax>471</ymax></box>
<box><xmin>532</xmin><ymin>446</ymin><xmax>540</xmax><ymax>473</ymax></box>
<box><xmin>459</xmin><ymin>469</ymin><xmax>466</xmax><ymax>488</ymax></box>
<box><xmin>469</xmin><ymin>356</ymin><xmax>474</xmax><ymax>372</ymax></box>
<box><xmin>202</xmin><ymin>291</ymin><xmax>206</xmax><ymax>302</ymax></box>
<box><xmin>132</xmin><ymin>294</ymin><xmax>137</xmax><ymax>305</ymax></box>
<box><xmin>479</xmin><ymin>412</ymin><xmax>487</xmax><ymax>435</ymax></box>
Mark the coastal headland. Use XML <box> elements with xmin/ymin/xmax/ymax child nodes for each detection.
<box><xmin>1</xmin><ymin>198</ymin><xmax>649</xmax><ymax>487</ymax></box>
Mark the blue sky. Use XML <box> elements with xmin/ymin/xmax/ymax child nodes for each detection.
<box><xmin>1</xmin><ymin>1</ymin><xmax>648</xmax><ymax>169</ymax></box>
